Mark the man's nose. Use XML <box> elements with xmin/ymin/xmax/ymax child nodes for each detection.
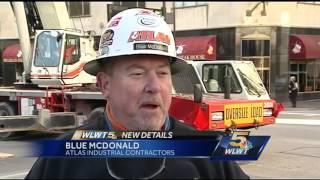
<box><xmin>144</xmin><ymin>72</ymin><xmax>162</xmax><ymax>93</ymax></box>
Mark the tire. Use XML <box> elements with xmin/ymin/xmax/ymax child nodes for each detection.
<box><xmin>0</xmin><ymin>102</ymin><xmax>16</xmax><ymax>140</ymax></box>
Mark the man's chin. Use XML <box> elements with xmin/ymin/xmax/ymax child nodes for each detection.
<box><xmin>135</xmin><ymin>117</ymin><xmax>165</xmax><ymax>130</ymax></box>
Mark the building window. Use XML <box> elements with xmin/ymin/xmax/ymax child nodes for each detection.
<box><xmin>109</xmin><ymin>2</ymin><xmax>146</xmax><ymax>20</ymax></box>
<box><xmin>242</xmin><ymin>40</ymin><xmax>270</xmax><ymax>57</ymax></box>
<box><xmin>112</xmin><ymin>1</ymin><xmax>145</xmax><ymax>8</ymax></box>
<box><xmin>290</xmin><ymin>60</ymin><xmax>320</xmax><ymax>92</ymax></box>
<box><xmin>66</xmin><ymin>2</ymin><xmax>90</xmax><ymax>17</ymax></box>
<box><xmin>175</xmin><ymin>1</ymin><xmax>207</xmax><ymax>8</ymax></box>
<box><xmin>241</xmin><ymin>39</ymin><xmax>271</xmax><ymax>93</ymax></box>
<box><xmin>298</xmin><ymin>1</ymin><xmax>320</xmax><ymax>5</ymax></box>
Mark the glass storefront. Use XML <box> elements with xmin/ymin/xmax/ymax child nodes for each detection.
<box><xmin>290</xmin><ymin>60</ymin><xmax>320</xmax><ymax>93</ymax></box>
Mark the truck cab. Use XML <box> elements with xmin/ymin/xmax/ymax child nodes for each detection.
<box><xmin>170</xmin><ymin>60</ymin><xmax>282</xmax><ymax>131</ymax></box>
<box><xmin>30</xmin><ymin>30</ymin><xmax>97</xmax><ymax>86</ymax></box>
<box><xmin>189</xmin><ymin>60</ymin><xmax>270</xmax><ymax>100</ymax></box>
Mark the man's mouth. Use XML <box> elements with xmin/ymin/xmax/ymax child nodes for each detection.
<box><xmin>140</xmin><ymin>103</ymin><xmax>160</xmax><ymax>110</ymax></box>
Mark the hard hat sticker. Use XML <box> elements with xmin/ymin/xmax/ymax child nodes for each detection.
<box><xmin>100</xmin><ymin>46</ymin><xmax>109</xmax><ymax>56</ymax></box>
<box><xmin>134</xmin><ymin>43</ymin><xmax>168</xmax><ymax>52</ymax></box>
<box><xmin>135</xmin><ymin>9</ymin><xmax>157</xmax><ymax>16</ymax></box>
<box><xmin>101</xmin><ymin>29</ymin><xmax>114</xmax><ymax>46</ymax></box>
<box><xmin>128</xmin><ymin>31</ymin><xmax>171</xmax><ymax>45</ymax></box>
<box><xmin>137</xmin><ymin>17</ymin><xmax>159</xmax><ymax>27</ymax></box>
<box><xmin>107</xmin><ymin>17</ymin><xmax>122</xmax><ymax>28</ymax></box>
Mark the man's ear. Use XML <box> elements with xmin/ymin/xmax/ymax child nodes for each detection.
<box><xmin>96</xmin><ymin>72</ymin><xmax>110</xmax><ymax>99</ymax></box>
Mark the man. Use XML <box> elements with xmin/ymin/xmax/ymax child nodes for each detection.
<box><xmin>26</xmin><ymin>8</ymin><xmax>249</xmax><ymax>179</ymax></box>
<box><xmin>288</xmin><ymin>76</ymin><xmax>298</xmax><ymax>107</ymax></box>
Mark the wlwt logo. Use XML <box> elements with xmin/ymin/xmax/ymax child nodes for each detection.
<box><xmin>211</xmin><ymin>130</ymin><xmax>270</xmax><ymax>160</ymax></box>
<box><xmin>225</xmin><ymin>131</ymin><xmax>253</xmax><ymax>155</ymax></box>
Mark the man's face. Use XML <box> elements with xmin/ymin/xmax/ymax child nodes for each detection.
<box><xmin>97</xmin><ymin>55</ymin><xmax>172</xmax><ymax>130</ymax></box>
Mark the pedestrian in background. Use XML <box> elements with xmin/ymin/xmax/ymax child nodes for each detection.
<box><xmin>289</xmin><ymin>76</ymin><xmax>298</xmax><ymax>107</ymax></box>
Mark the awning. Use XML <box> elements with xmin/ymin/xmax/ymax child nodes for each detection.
<box><xmin>2</xmin><ymin>44</ymin><xmax>23</xmax><ymax>62</ymax></box>
<box><xmin>289</xmin><ymin>34</ymin><xmax>320</xmax><ymax>59</ymax></box>
<box><xmin>175</xmin><ymin>35</ymin><xmax>216</xmax><ymax>60</ymax></box>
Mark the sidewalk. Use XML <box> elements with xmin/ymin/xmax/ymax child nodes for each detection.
<box><xmin>277</xmin><ymin>99</ymin><xmax>320</xmax><ymax>125</ymax></box>
<box><xmin>281</xmin><ymin>99</ymin><xmax>320</xmax><ymax>111</ymax></box>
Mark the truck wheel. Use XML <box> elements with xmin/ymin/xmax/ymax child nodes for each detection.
<box><xmin>0</xmin><ymin>102</ymin><xmax>16</xmax><ymax>140</ymax></box>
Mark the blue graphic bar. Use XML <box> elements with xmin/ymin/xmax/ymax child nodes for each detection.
<box><xmin>31</xmin><ymin>139</ymin><xmax>218</xmax><ymax>158</ymax></box>
<box><xmin>29</xmin><ymin>135</ymin><xmax>270</xmax><ymax>160</ymax></box>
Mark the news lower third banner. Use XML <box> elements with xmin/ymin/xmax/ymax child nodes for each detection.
<box><xmin>29</xmin><ymin>130</ymin><xmax>270</xmax><ymax>160</ymax></box>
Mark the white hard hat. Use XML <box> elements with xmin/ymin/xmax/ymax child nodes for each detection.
<box><xmin>84</xmin><ymin>8</ymin><xmax>187</xmax><ymax>76</ymax></box>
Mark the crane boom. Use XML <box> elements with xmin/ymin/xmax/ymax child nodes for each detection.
<box><xmin>35</xmin><ymin>2</ymin><xmax>74</xmax><ymax>29</ymax></box>
<box><xmin>11</xmin><ymin>2</ymin><xmax>32</xmax><ymax>82</ymax></box>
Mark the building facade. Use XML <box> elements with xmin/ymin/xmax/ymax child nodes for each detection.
<box><xmin>173</xmin><ymin>2</ymin><xmax>320</xmax><ymax>102</ymax></box>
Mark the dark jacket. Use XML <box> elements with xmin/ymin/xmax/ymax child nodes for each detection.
<box><xmin>26</xmin><ymin>110</ymin><xmax>249</xmax><ymax>179</ymax></box>
<box><xmin>289</xmin><ymin>80</ymin><xmax>298</xmax><ymax>96</ymax></box>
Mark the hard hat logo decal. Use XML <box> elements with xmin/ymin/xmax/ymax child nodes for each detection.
<box><xmin>134</xmin><ymin>43</ymin><xmax>168</xmax><ymax>52</ymax></box>
<box><xmin>101</xmin><ymin>29</ymin><xmax>114</xmax><ymax>46</ymax></box>
<box><xmin>135</xmin><ymin>10</ymin><xmax>156</xmax><ymax>16</ymax></box>
<box><xmin>137</xmin><ymin>17</ymin><xmax>158</xmax><ymax>27</ymax></box>
<box><xmin>107</xmin><ymin>17</ymin><xmax>122</xmax><ymax>28</ymax></box>
<box><xmin>128</xmin><ymin>31</ymin><xmax>171</xmax><ymax>45</ymax></box>
<box><xmin>100</xmin><ymin>46</ymin><xmax>109</xmax><ymax>56</ymax></box>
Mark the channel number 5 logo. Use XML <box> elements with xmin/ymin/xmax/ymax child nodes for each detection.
<box><xmin>229</xmin><ymin>131</ymin><xmax>253</xmax><ymax>150</ymax></box>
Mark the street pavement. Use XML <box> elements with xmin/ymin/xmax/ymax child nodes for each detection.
<box><xmin>239</xmin><ymin>99</ymin><xmax>320</xmax><ymax>179</ymax></box>
<box><xmin>277</xmin><ymin>99</ymin><xmax>320</xmax><ymax>125</ymax></box>
<box><xmin>281</xmin><ymin>99</ymin><xmax>320</xmax><ymax>112</ymax></box>
<box><xmin>240</xmin><ymin>123</ymin><xmax>320</xmax><ymax>179</ymax></box>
